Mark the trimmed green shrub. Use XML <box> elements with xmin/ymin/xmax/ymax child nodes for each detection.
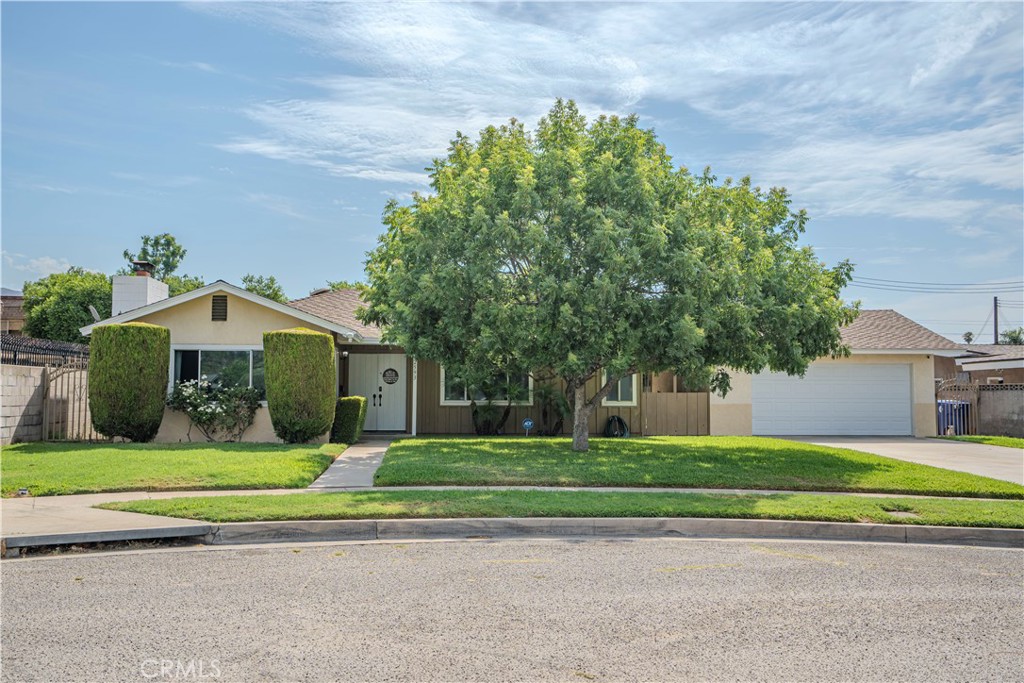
<box><xmin>89</xmin><ymin>322</ymin><xmax>170</xmax><ymax>441</ymax></box>
<box><xmin>263</xmin><ymin>327</ymin><xmax>336</xmax><ymax>443</ymax></box>
<box><xmin>331</xmin><ymin>396</ymin><xmax>368</xmax><ymax>444</ymax></box>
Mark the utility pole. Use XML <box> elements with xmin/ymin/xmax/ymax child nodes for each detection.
<box><xmin>993</xmin><ymin>296</ymin><xmax>999</xmax><ymax>344</ymax></box>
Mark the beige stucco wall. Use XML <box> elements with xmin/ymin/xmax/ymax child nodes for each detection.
<box><xmin>133</xmin><ymin>291</ymin><xmax>333</xmax><ymax>345</ymax></box>
<box><xmin>155</xmin><ymin>407</ymin><xmax>329</xmax><ymax>444</ymax></box>
<box><xmin>127</xmin><ymin>291</ymin><xmax>333</xmax><ymax>444</ymax></box>
<box><xmin>709</xmin><ymin>354</ymin><xmax>938</xmax><ymax>437</ymax></box>
<box><xmin>708</xmin><ymin>371</ymin><xmax>753</xmax><ymax>436</ymax></box>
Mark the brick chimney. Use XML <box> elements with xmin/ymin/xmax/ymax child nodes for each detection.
<box><xmin>111</xmin><ymin>261</ymin><xmax>169</xmax><ymax>315</ymax></box>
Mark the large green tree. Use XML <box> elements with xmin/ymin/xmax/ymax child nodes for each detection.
<box><xmin>122</xmin><ymin>233</ymin><xmax>204</xmax><ymax>296</ymax></box>
<box><xmin>123</xmin><ymin>233</ymin><xmax>186</xmax><ymax>280</ymax></box>
<box><xmin>22</xmin><ymin>267</ymin><xmax>112</xmax><ymax>343</ymax></box>
<box><xmin>361</xmin><ymin>100</ymin><xmax>856</xmax><ymax>451</ymax></box>
<box><xmin>242</xmin><ymin>274</ymin><xmax>288</xmax><ymax>303</ymax></box>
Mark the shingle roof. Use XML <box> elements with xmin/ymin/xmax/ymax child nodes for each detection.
<box><xmin>959</xmin><ymin>347</ymin><xmax>1024</xmax><ymax>364</ymax></box>
<box><xmin>840</xmin><ymin>309</ymin><xmax>959</xmax><ymax>351</ymax></box>
<box><xmin>284</xmin><ymin>297</ymin><xmax>952</xmax><ymax>352</ymax></box>
<box><xmin>287</xmin><ymin>289</ymin><xmax>380</xmax><ymax>340</ymax></box>
<box><xmin>959</xmin><ymin>343</ymin><xmax>1024</xmax><ymax>357</ymax></box>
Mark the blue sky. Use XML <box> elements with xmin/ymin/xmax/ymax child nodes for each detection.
<box><xmin>3</xmin><ymin>1</ymin><xmax>1022</xmax><ymax>340</ymax></box>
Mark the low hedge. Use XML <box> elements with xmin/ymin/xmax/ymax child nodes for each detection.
<box><xmin>331</xmin><ymin>396</ymin><xmax>368</xmax><ymax>444</ymax></box>
<box><xmin>89</xmin><ymin>322</ymin><xmax>170</xmax><ymax>441</ymax></box>
<box><xmin>263</xmin><ymin>327</ymin><xmax>336</xmax><ymax>443</ymax></box>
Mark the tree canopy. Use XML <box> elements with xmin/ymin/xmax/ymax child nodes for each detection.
<box><xmin>123</xmin><ymin>233</ymin><xmax>186</xmax><ymax>280</ymax></box>
<box><xmin>243</xmin><ymin>274</ymin><xmax>288</xmax><ymax>303</ymax></box>
<box><xmin>361</xmin><ymin>100</ymin><xmax>856</xmax><ymax>451</ymax></box>
<box><xmin>22</xmin><ymin>267</ymin><xmax>112</xmax><ymax>344</ymax></box>
<box><xmin>326</xmin><ymin>279</ymin><xmax>364</xmax><ymax>291</ymax></box>
<box><xmin>122</xmin><ymin>233</ymin><xmax>204</xmax><ymax>295</ymax></box>
<box><xmin>999</xmin><ymin>327</ymin><xmax>1024</xmax><ymax>345</ymax></box>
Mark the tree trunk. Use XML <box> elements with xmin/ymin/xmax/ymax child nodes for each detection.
<box><xmin>571</xmin><ymin>382</ymin><xmax>591</xmax><ymax>452</ymax></box>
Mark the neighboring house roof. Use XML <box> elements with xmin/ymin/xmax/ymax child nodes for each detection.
<box><xmin>287</xmin><ymin>289</ymin><xmax>381</xmax><ymax>341</ymax></box>
<box><xmin>957</xmin><ymin>345</ymin><xmax>1024</xmax><ymax>371</ymax></box>
<box><xmin>957</xmin><ymin>343</ymin><xmax>1024</xmax><ymax>357</ymax></box>
<box><xmin>79</xmin><ymin>280</ymin><xmax>365</xmax><ymax>340</ymax></box>
<box><xmin>840</xmin><ymin>309</ymin><xmax>960</xmax><ymax>353</ymax></box>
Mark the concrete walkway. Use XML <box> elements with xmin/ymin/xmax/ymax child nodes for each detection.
<box><xmin>794</xmin><ymin>437</ymin><xmax>1024</xmax><ymax>484</ymax></box>
<box><xmin>308</xmin><ymin>437</ymin><xmax>392</xmax><ymax>488</ymax></box>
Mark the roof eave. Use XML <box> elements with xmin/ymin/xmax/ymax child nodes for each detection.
<box><xmin>79</xmin><ymin>281</ymin><xmax>364</xmax><ymax>341</ymax></box>
<box><xmin>850</xmin><ymin>348</ymin><xmax>961</xmax><ymax>357</ymax></box>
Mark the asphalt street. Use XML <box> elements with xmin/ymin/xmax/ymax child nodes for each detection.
<box><xmin>2</xmin><ymin>538</ymin><xmax>1022</xmax><ymax>682</ymax></box>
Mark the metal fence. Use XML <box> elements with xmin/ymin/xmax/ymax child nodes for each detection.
<box><xmin>1</xmin><ymin>335</ymin><xmax>89</xmax><ymax>368</ymax></box>
<box><xmin>935</xmin><ymin>375</ymin><xmax>979</xmax><ymax>435</ymax></box>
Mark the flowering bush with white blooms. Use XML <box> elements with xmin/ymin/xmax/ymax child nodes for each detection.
<box><xmin>167</xmin><ymin>378</ymin><xmax>262</xmax><ymax>442</ymax></box>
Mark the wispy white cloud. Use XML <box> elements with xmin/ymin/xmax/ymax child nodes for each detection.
<box><xmin>243</xmin><ymin>192</ymin><xmax>313</xmax><ymax>221</ymax></box>
<box><xmin>159</xmin><ymin>60</ymin><xmax>221</xmax><ymax>74</ymax></box>
<box><xmin>2</xmin><ymin>251</ymin><xmax>74</xmax><ymax>279</ymax></box>
<box><xmin>111</xmin><ymin>171</ymin><xmax>202</xmax><ymax>188</ymax></box>
<box><xmin>194</xmin><ymin>2</ymin><xmax>1022</xmax><ymax>228</ymax></box>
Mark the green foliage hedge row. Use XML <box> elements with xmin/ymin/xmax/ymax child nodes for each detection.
<box><xmin>264</xmin><ymin>328</ymin><xmax>336</xmax><ymax>443</ymax></box>
<box><xmin>331</xmin><ymin>396</ymin><xmax>368</xmax><ymax>444</ymax></box>
<box><xmin>89</xmin><ymin>323</ymin><xmax>170</xmax><ymax>441</ymax></box>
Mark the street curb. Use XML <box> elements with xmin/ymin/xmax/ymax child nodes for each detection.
<box><xmin>3</xmin><ymin>524</ymin><xmax>214</xmax><ymax>550</ymax></box>
<box><xmin>4</xmin><ymin>518</ymin><xmax>1022</xmax><ymax>552</ymax></box>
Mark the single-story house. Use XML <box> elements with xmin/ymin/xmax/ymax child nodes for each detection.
<box><xmin>81</xmin><ymin>271</ymin><xmax>960</xmax><ymax>442</ymax></box>
<box><xmin>934</xmin><ymin>344</ymin><xmax>1024</xmax><ymax>385</ymax></box>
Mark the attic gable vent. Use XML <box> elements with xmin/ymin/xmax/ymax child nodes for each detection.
<box><xmin>211</xmin><ymin>295</ymin><xmax>228</xmax><ymax>321</ymax></box>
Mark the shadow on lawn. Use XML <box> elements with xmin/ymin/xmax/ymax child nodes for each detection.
<box><xmin>377</xmin><ymin>436</ymin><xmax>897</xmax><ymax>491</ymax></box>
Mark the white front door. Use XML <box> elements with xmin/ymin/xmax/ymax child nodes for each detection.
<box><xmin>348</xmin><ymin>353</ymin><xmax>407</xmax><ymax>431</ymax></box>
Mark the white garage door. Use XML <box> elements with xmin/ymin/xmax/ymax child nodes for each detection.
<box><xmin>752</xmin><ymin>363</ymin><xmax>912</xmax><ymax>436</ymax></box>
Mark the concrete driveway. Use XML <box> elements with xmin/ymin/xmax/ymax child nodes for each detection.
<box><xmin>793</xmin><ymin>437</ymin><xmax>1023</xmax><ymax>484</ymax></box>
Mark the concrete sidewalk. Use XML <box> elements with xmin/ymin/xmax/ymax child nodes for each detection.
<box><xmin>2</xmin><ymin>483</ymin><xmax>1017</xmax><ymax>543</ymax></box>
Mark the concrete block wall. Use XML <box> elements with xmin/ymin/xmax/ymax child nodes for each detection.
<box><xmin>1</xmin><ymin>365</ymin><xmax>46</xmax><ymax>444</ymax></box>
<box><xmin>977</xmin><ymin>385</ymin><xmax>1024</xmax><ymax>438</ymax></box>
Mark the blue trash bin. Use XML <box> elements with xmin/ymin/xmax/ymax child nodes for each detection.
<box><xmin>937</xmin><ymin>400</ymin><xmax>971</xmax><ymax>435</ymax></box>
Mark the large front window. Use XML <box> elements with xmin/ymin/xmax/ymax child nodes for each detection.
<box><xmin>174</xmin><ymin>348</ymin><xmax>265</xmax><ymax>399</ymax></box>
<box><xmin>440</xmin><ymin>367</ymin><xmax>532</xmax><ymax>406</ymax></box>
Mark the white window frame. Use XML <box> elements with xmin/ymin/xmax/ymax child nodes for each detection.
<box><xmin>168</xmin><ymin>344</ymin><xmax>267</xmax><ymax>403</ymax></box>
<box><xmin>601</xmin><ymin>371</ymin><xmax>638</xmax><ymax>407</ymax></box>
<box><xmin>439</xmin><ymin>365</ymin><xmax>533</xmax><ymax>407</ymax></box>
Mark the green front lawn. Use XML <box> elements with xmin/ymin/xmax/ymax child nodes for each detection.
<box><xmin>373</xmin><ymin>437</ymin><xmax>1024</xmax><ymax>499</ymax></box>
<box><xmin>1</xmin><ymin>442</ymin><xmax>344</xmax><ymax>497</ymax></box>
<box><xmin>940</xmin><ymin>436</ymin><xmax>1024</xmax><ymax>450</ymax></box>
<box><xmin>100</xmin><ymin>489</ymin><xmax>1024</xmax><ymax>528</ymax></box>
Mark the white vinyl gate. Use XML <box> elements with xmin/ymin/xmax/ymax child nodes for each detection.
<box><xmin>752</xmin><ymin>363</ymin><xmax>913</xmax><ymax>436</ymax></box>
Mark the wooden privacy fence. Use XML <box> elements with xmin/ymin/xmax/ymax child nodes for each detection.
<box><xmin>642</xmin><ymin>372</ymin><xmax>710</xmax><ymax>436</ymax></box>
<box><xmin>41</xmin><ymin>359</ymin><xmax>104</xmax><ymax>441</ymax></box>
<box><xmin>935</xmin><ymin>375</ymin><xmax>979</xmax><ymax>436</ymax></box>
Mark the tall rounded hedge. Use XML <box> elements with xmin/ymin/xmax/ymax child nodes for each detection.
<box><xmin>89</xmin><ymin>322</ymin><xmax>170</xmax><ymax>441</ymax></box>
<box><xmin>264</xmin><ymin>327</ymin><xmax>336</xmax><ymax>443</ymax></box>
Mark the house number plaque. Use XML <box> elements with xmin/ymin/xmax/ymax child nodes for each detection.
<box><xmin>382</xmin><ymin>368</ymin><xmax>399</xmax><ymax>384</ymax></box>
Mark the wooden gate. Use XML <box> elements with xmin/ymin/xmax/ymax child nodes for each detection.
<box><xmin>643</xmin><ymin>372</ymin><xmax>709</xmax><ymax>436</ymax></box>
<box><xmin>42</xmin><ymin>360</ymin><xmax>104</xmax><ymax>441</ymax></box>
<box><xmin>935</xmin><ymin>375</ymin><xmax>979</xmax><ymax>436</ymax></box>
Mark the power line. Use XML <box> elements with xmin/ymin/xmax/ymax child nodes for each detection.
<box><xmin>973</xmin><ymin>307</ymin><xmax>993</xmax><ymax>342</ymax></box>
<box><xmin>855</xmin><ymin>276</ymin><xmax>1024</xmax><ymax>287</ymax></box>
<box><xmin>847</xmin><ymin>282</ymin><xmax>1023</xmax><ymax>294</ymax></box>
